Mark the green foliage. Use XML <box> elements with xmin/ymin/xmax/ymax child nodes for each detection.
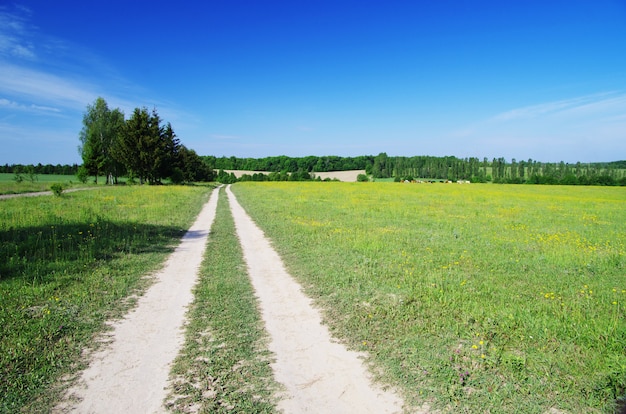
<box><xmin>50</xmin><ymin>183</ymin><xmax>64</xmax><ymax>196</ymax></box>
<box><xmin>201</xmin><ymin>154</ymin><xmax>626</xmax><ymax>185</ymax></box>
<box><xmin>0</xmin><ymin>186</ymin><xmax>211</xmax><ymax>412</ymax></box>
<box><xmin>216</xmin><ymin>170</ymin><xmax>237</xmax><ymax>184</ymax></box>
<box><xmin>232</xmin><ymin>182</ymin><xmax>626</xmax><ymax>413</ymax></box>
<box><xmin>79</xmin><ymin>98</ymin><xmax>211</xmax><ymax>186</ymax></box>
<box><xmin>24</xmin><ymin>165</ymin><xmax>38</xmax><ymax>183</ymax></box>
<box><xmin>357</xmin><ymin>173</ymin><xmax>369</xmax><ymax>182</ymax></box>
<box><xmin>76</xmin><ymin>166</ymin><xmax>89</xmax><ymax>184</ymax></box>
<box><xmin>177</xmin><ymin>146</ymin><xmax>214</xmax><ymax>182</ymax></box>
<box><xmin>0</xmin><ymin>164</ymin><xmax>79</xmax><ymax>176</ymax></box>
<box><xmin>203</xmin><ymin>154</ymin><xmax>375</xmax><ymax>173</ymax></box>
<box><xmin>13</xmin><ymin>168</ymin><xmax>23</xmax><ymax>184</ymax></box>
<box><xmin>79</xmin><ymin>97</ymin><xmax>125</xmax><ymax>184</ymax></box>
<box><xmin>115</xmin><ymin>108</ymin><xmax>181</xmax><ymax>184</ymax></box>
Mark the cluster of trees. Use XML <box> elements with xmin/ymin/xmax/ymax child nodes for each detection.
<box><xmin>215</xmin><ymin>169</ymin><xmax>318</xmax><ymax>184</ymax></box>
<box><xmin>491</xmin><ymin>158</ymin><xmax>626</xmax><ymax>185</ymax></box>
<box><xmin>79</xmin><ymin>97</ymin><xmax>213</xmax><ymax>184</ymax></box>
<box><xmin>206</xmin><ymin>153</ymin><xmax>625</xmax><ymax>186</ymax></box>
<box><xmin>371</xmin><ymin>154</ymin><xmax>486</xmax><ymax>181</ymax></box>
<box><xmin>203</xmin><ymin>155</ymin><xmax>373</xmax><ymax>173</ymax></box>
<box><xmin>375</xmin><ymin>153</ymin><xmax>625</xmax><ymax>185</ymax></box>
<box><xmin>0</xmin><ymin>164</ymin><xmax>79</xmax><ymax>175</ymax></box>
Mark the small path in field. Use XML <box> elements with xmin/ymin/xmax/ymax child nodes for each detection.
<box><xmin>226</xmin><ymin>185</ymin><xmax>405</xmax><ymax>413</ymax></box>
<box><xmin>0</xmin><ymin>187</ymin><xmax>93</xmax><ymax>200</ymax></box>
<box><xmin>55</xmin><ymin>188</ymin><xmax>220</xmax><ymax>413</ymax></box>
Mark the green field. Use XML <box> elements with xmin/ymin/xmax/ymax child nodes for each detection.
<box><xmin>0</xmin><ymin>173</ymin><xmax>81</xmax><ymax>195</ymax></box>
<box><xmin>0</xmin><ymin>186</ymin><xmax>212</xmax><ymax>412</ymax></box>
<box><xmin>231</xmin><ymin>182</ymin><xmax>626</xmax><ymax>413</ymax></box>
<box><xmin>1</xmin><ymin>181</ymin><xmax>624</xmax><ymax>413</ymax></box>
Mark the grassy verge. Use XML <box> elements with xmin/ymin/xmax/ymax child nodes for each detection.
<box><xmin>231</xmin><ymin>182</ymin><xmax>626</xmax><ymax>413</ymax></box>
<box><xmin>0</xmin><ymin>174</ymin><xmax>81</xmax><ymax>195</ymax></box>
<box><xmin>166</xmin><ymin>187</ymin><xmax>278</xmax><ymax>413</ymax></box>
<box><xmin>0</xmin><ymin>185</ymin><xmax>213</xmax><ymax>412</ymax></box>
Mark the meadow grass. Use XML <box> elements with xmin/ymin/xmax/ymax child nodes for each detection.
<box><xmin>0</xmin><ymin>185</ymin><xmax>212</xmax><ymax>412</ymax></box>
<box><xmin>166</xmin><ymin>187</ymin><xmax>278</xmax><ymax>413</ymax></box>
<box><xmin>231</xmin><ymin>182</ymin><xmax>626</xmax><ymax>413</ymax></box>
<box><xmin>0</xmin><ymin>173</ymin><xmax>80</xmax><ymax>195</ymax></box>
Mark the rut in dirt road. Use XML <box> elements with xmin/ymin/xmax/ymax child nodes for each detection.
<box><xmin>226</xmin><ymin>185</ymin><xmax>404</xmax><ymax>414</ymax></box>
<box><xmin>56</xmin><ymin>188</ymin><xmax>220</xmax><ymax>414</ymax></box>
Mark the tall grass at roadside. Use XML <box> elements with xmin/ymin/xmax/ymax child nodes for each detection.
<box><xmin>0</xmin><ymin>185</ymin><xmax>212</xmax><ymax>412</ymax></box>
<box><xmin>232</xmin><ymin>182</ymin><xmax>626</xmax><ymax>413</ymax></box>
<box><xmin>166</xmin><ymin>187</ymin><xmax>278</xmax><ymax>413</ymax></box>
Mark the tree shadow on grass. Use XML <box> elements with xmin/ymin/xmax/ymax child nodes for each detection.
<box><xmin>0</xmin><ymin>220</ymin><xmax>190</xmax><ymax>412</ymax></box>
<box><xmin>0</xmin><ymin>220</ymin><xmax>187</xmax><ymax>283</ymax></box>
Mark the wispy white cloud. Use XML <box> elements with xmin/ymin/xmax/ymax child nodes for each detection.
<box><xmin>0</xmin><ymin>5</ymin><xmax>37</xmax><ymax>60</ymax></box>
<box><xmin>0</xmin><ymin>5</ymin><xmax>147</xmax><ymax>116</ymax></box>
<box><xmin>0</xmin><ymin>97</ymin><xmax>61</xmax><ymax>113</ymax></box>
<box><xmin>0</xmin><ymin>63</ymin><xmax>97</xmax><ymax>112</ymax></box>
<box><xmin>491</xmin><ymin>92</ymin><xmax>626</xmax><ymax>122</ymax></box>
<box><xmin>446</xmin><ymin>91</ymin><xmax>626</xmax><ymax>162</ymax></box>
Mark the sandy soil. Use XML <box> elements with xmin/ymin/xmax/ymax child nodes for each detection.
<box><xmin>55</xmin><ymin>188</ymin><xmax>220</xmax><ymax>413</ymax></box>
<box><xmin>227</xmin><ymin>185</ymin><xmax>404</xmax><ymax>413</ymax></box>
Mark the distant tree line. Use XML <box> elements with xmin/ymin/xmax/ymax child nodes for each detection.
<box><xmin>202</xmin><ymin>155</ymin><xmax>374</xmax><ymax>173</ymax></box>
<box><xmin>490</xmin><ymin>158</ymin><xmax>626</xmax><ymax>186</ymax></box>
<box><xmin>0</xmin><ymin>164</ymin><xmax>79</xmax><ymax>175</ymax></box>
<box><xmin>7</xmin><ymin>129</ymin><xmax>625</xmax><ymax>186</ymax></box>
<box><xmin>205</xmin><ymin>153</ymin><xmax>626</xmax><ymax>186</ymax></box>
<box><xmin>214</xmin><ymin>169</ymin><xmax>339</xmax><ymax>184</ymax></box>
<box><xmin>79</xmin><ymin>97</ymin><xmax>213</xmax><ymax>184</ymax></box>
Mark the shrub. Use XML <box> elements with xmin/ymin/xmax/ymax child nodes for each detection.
<box><xmin>77</xmin><ymin>166</ymin><xmax>89</xmax><ymax>184</ymax></box>
<box><xmin>50</xmin><ymin>183</ymin><xmax>64</xmax><ymax>196</ymax></box>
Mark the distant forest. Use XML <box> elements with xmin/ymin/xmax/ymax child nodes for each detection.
<box><xmin>1</xmin><ymin>163</ymin><xmax>80</xmax><ymax>175</ymax></box>
<box><xmin>203</xmin><ymin>154</ymin><xmax>626</xmax><ymax>186</ymax></box>
<box><xmin>3</xmin><ymin>155</ymin><xmax>625</xmax><ymax>186</ymax></box>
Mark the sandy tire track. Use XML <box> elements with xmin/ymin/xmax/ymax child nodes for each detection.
<box><xmin>55</xmin><ymin>187</ymin><xmax>220</xmax><ymax>414</ymax></box>
<box><xmin>226</xmin><ymin>185</ymin><xmax>404</xmax><ymax>413</ymax></box>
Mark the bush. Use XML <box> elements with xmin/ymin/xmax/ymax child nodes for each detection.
<box><xmin>50</xmin><ymin>183</ymin><xmax>64</xmax><ymax>196</ymax></box>
<box><xmin>357</xmin><ymin>174</ymin><xmax>369</xmax><ymax>182</ymax></box>
<box><xmin>77</xmin><ymin>166</ymin><xmax>89</xmax><ymax>184</ymax></box>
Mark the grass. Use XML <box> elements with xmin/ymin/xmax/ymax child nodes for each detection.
<box><xmin>166</xmin><ymin>187</ymin><xmax>278</xmax><ymax>413</ymax></box>
<box><xmin>231</xmin><ymin>182</ymin><xmax>626</xmax><ymax>413</ymax></box>
<box><xmin>0</xmin><ymin>185</ymin><xmax>213</xmax><ymax>413</ymax></box>
<box><xmin>0</xmin><ymin>173</ymin><xmax>81</xmax><ymax>195</ymax></box>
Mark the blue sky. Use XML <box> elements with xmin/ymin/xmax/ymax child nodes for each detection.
<box><xmin>1</xmin><ymin>0</ymin><xmax>625</xmax><ymax>165</ymax></box>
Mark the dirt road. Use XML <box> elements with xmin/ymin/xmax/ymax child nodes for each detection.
<box><xmin>57</xmin><ymin>186</ymin><xmax>405</xmax><ymax>413</ymax></box>
<box><xmin>226</xmin><ymin>185</ymin><xmax>403</xmax><ymax>413</ymax></box>
<box><xmin>56</xmin><ymin>188</ymin><xmax>220</xmax><ymax>413</ymax></box>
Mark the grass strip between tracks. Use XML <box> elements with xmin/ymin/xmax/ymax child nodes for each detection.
<box><xmin>166</xmin><ymin>187</ymin><xmax>278</xmax><ymax>413</ymax></box>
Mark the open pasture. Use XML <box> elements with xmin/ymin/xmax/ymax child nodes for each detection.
<box><xmin>0</xmin><ymin>185</ymin><xmax>211</xmax><ymax>412</ymax></box>
<box><xmin>231</xmin><ymin>182</ymin><xmax>626</xmax><ymax>413</ymax></box>
<box><xmin>0</xmin><ymin>173</ymin><xmax>80</xmax><ymax>195</ymax></box>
